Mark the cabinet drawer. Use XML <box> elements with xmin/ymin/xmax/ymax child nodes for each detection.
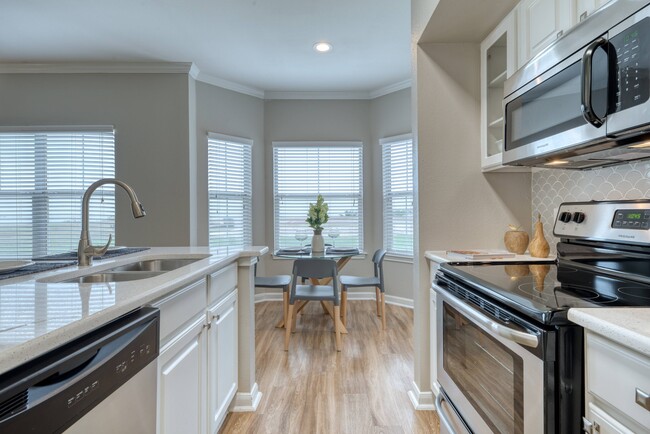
<box><xmin>154</xmin><ymin>278</ymin><xmax>206</xmax><ymax>342</ymax></box>
<box><xmin>587</xmin><ymin>333</ymin><xmax>650</xmax><ymax>429</ymax></box>
<box><xmin>208</xmin><ymin>263</ymin><xmax>237</xmax><ymax>305</ymax></box>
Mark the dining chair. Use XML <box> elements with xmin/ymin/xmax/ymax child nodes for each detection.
<box><xmin>254</xmin><ymin>263</ymin><xmax>292</xmax><ymax>328</ymax></box>
<box><xmin>339</xmin><ymin>249</ymin><xmax>387</xmax><ymax>329</ymax></box>
<box><xmin>285</xmin><ymin>259</ymin><xmax>342</xmax><ymax>351</ymax></box>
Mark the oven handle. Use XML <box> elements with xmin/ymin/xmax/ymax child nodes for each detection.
<box><xmin>442</xmin><ymin>288</ymin><xmax>539</xmax><ymax>348</ymax></box>
<box><xmin>435</xmin><ymin>392</ymin><xmax>460</xmax><ymax>434</ymax></box>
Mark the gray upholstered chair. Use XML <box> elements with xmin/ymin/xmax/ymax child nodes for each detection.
<box><xmin>285</xmin><ymin>259</ymin><xmax>342</xmax><ymax>351</ymax></box>
<box><xmin>254</xmin><ymin>263</ymin><xmax>291</xmax><ymax>328</ymax></box>
<box><xmin>339</xmin><ymin>249</ymin><xmax>387</xmax><ymax>329</ymax></box>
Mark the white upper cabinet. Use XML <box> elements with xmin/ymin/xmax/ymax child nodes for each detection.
<box><xmin>575</xmin><ymin>0</ymin><xmax>612</xmax><ymax>23</ymax></box>
<box><xmin>517</xmin><ymin>0</ymin><xmax>575</xmax><ymax>68</ymax></box>
<box><xmin>480</xmin><ymin>9</ymin><xmax>529</xmax><ymax>171</ymax></box>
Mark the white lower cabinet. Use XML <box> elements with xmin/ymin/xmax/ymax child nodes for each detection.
<box><xmin>207</xmin><ymin>289</ymin><xmax>238</xmax><ymax>434</ymax></box>
<box><xmin>158</xmin><ymin>316</ymin><xmax>207</xmax><ymax>434</ymax></box>
<box><xmin>429</xmin><ymin>287</ymin><xmax>438</xmax><ymax>395</ymax></box>
<box><xmin>154</xmin><ymin>263</ymin><xmax>239</xmax><ymax>434</ymax></box>
<box><xmin>583</xmin><ymin>331</ymin><xmax>650</xmax><ymax>434</ymax></box>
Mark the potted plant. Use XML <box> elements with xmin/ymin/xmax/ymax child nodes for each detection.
<box><xmin>306</xmin><ymin>194</ymin><xmax>329</xmax><ymax>252</ymax></box>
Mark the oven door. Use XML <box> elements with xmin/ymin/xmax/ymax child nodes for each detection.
<box><xmin>436</xmin><ymin>287</ymin><xmax>544</xmax><ymax>434</ymax></box>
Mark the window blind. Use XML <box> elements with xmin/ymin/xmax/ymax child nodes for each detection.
<box><xmin>0</xmin><ymin>128</ymin><xmax>115</xmax><ymax>259</ymax></box>
<box><xmin>382</xmin><ymin>135</ymin><xmax>414</xmax><ymax>257</ymax></box>
<box><xmin>207</xmin><ymin>133</ymin><xmax>252</xmax><ymax>249</ymax></box>
<box><xmin>273</xmin><ymin>142</ymin><xmax>363</xmax><ymax>250</ymax></box>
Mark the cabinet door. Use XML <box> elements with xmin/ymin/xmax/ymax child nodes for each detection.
<box><xmin>158</xmin><ymin>316</ymin><xmax>206</xmax><ymax>434</ymax></box>
<box><xmin>575</xmin><ymin>0</ymin><xmax>611</xmax><ymax>23</ymax></box>
<box><xmin>517</xmin><ymin>0</ymin><xmax>574</xmax><ymax>67</ymax></box>
<box><xmin>207</xmin><ymin>289</ymin><xmax>238</xmax><ymax>434</ymax></box>
<box><xmin>586</xmin><ymin>402</ymin><xmax>635</xmax><ymax>434</ymax></box>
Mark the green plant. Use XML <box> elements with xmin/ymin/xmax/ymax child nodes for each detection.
<box><xmin>306</xmin><ymin>194</ymin><xmax>329</xmax><ymax>231</ymax></box>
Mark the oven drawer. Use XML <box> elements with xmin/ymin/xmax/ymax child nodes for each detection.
<box><xmin>586</xmin><ymin>332</ymin><xmax>650</xmax><ymax>430</ymax></box>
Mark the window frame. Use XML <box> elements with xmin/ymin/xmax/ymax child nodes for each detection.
<box><xmin>272</xmin><ymin>141</ymin><xmax>364</xmax><ymax>251</ymax></box>
<box><xmin>207</xmin><ymin>132</ymin><xmax>253</xmax><ymax>250</ymax></box>
<box><xmin>381</xmin><ymin>133</ymin><xmax>414</xmax><ymax>258</ymax></box>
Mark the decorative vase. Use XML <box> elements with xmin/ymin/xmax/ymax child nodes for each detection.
<box><xmin>311</xmin><ymin>229</ymin><xmax>325</xmax><ymax>253</ymax></box>
<box><xmin>528</xmin><ymin>214</ymin><xmax>550</xmax><ymax>258</ymax></box>
<box><xmin>504</xmin><ymin>226</ymin><xmax>529</xmax><ymax>254</ymax></box>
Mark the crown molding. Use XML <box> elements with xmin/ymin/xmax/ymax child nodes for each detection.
<box><xmin>263</xmin><ymin>90</ymin><xmax>373</xmax><ymax>100</ymax></box>
<box><xmin>368</xmin><ymin>79</ymin><xmax>412</xmax><ymax>99</ymax></box>
<box><xmin>0</xmin><ymin>62</ymin><xmax>193</xmax><ymax>74</ymax></box>
<box><xmin>193</xmin><ymin>69</ymin><xmax>265</xmax><ymax>99</ymax></box>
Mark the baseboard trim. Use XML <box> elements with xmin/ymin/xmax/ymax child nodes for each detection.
<box><xmin>408</xmin><ymin>381</ymin><xmax>435</xmax><ymax>410</ymax></box>
<box><xmin>254</xmin><ymin>291</ymin><xmax>414</xmax><ymax>308</ymax></box>
<box><xmin>232</xmin><ymin>383</ymin><xmax>262</xmax><ymax>412</ymax></box>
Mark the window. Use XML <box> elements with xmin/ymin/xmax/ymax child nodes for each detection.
<box><xmin>0</xmin><ymin>127</ymin><xmax>115</xmax><ymax>259</ymax></box>
<box><xmin>273</xmin><ymin>142</ymin><xmax>363</xmax><ymax>249</ymax></box>
<box><xmin>382</xmin><ymin>134</ymin><xmax>414</xmax><ymax>257</ymax></box>
<box><xmin>207</xmin><ymin>133</ymin><xmax>252</xmax><ymax>249</ymax></box>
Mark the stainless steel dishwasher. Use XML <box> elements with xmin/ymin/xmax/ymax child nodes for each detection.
<box><xmin>0</xmin><ymin>307</ymin><xmax>159</xmax><ymax>434</ymax></box>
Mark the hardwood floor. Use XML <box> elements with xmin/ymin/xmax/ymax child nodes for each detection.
<box><xmin>219</xmin><ymin>300</ymin><xmax>439</xmax><ymax>434</ymax></box>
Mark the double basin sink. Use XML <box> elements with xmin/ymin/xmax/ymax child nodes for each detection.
<box><xmin>46</xmin><ymin>257</ymin><xmax>209</xmax><ymax>284</ymax></box>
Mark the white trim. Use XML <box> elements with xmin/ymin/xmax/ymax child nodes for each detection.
<box><xmin>232</xmin><ymin>382</ymin><xmax>262</xmax><ymax>412</ymax></box>
<box><xmin>379</xmin><ymin>133</ymin><xmax>413</xmax><ymax>146</ymax></box>
<box><xmin>254</xmin><ymin>291</ymin><xmax>413</xmax><ymax>308</ymax></box>
<box><xmin>188</xmin><ymin>63</ymin><xmax>201</xmax><ymax>79</ymax></box>
<box><xmin>194</xmin><ymin>71</ymin><xmax>265</xmax><ymax>99</ymax></box>
<box><xmin>0</xmin><ymin>62</ymin><xmax>193</xmax><ymax>74</ymax></box>
<box><xmin>264</xmin><ymin>90</ymin><xmax>372</xmax><ymax>100</ymax></box>
<box><xmin>369</xmin><ymin>80</ymin><xmax>412</xmax><ymax>99</ymax></box>
<box><xmin>0</xmin><ymin>125</ymin><xmax>114</xmax><ymax>133</ymax></box>
<box><xmin>407</xmin><ymin>381</ymin><xmax>435</xmax><ymax>410</ymax></box>
<box><xmin>272</xmin><ymin>140</ymin><xmax>363</xmax><ymax>148</ymax></box>
<box><xmin>207</xmin><ymin>131</ymin><xmax>253</xmax><ymax>147</ymax></box>
<box><xmin>385</xmin><ymin>254</ymin><xmax>414</xmax><ymax>264</ymax></box>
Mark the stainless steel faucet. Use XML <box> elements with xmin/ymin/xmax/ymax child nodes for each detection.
<box><xmin>78</xmin><ymin>178</ymin><xmax>145</xmax><ymax>266</ymax></box>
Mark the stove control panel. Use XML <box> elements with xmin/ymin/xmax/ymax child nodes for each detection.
<box><xmin>554</xmin><ymin>200</ymin><xmax>650</xmax><ymax>244</ymax></box>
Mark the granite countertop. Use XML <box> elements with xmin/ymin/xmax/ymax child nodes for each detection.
<box><xmin>424</xmin><ymin>250</ymin><xmax>556</xmax><ymax>263</ymax></box>
<box><xmin>0</xmin><ymin>245</ymin><xmax>268</xmax><ymax>375</ymax></box>
<box><xmin>568</xmin><ymin>308</ymin><xmax>650</xmax><ymax>358</ymax></box>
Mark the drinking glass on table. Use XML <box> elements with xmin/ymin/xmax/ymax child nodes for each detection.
<box><xmin>294</xmin><ymin>229</ymin><xmax>308</xmax><ymax>249</ymax></box>
<box><xmin>327</xmin><ymin>227</ymin><xmax>340</xmax><ymax>247</ymax></box>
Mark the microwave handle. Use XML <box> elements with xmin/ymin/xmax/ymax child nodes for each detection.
<box><xmin>581</xmin><ymin>37</ymin><xmax>608</xmax><ymax>128</ymax></box>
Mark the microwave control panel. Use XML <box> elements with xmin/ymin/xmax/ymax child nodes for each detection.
<box><xmin>611</xmin><ymin>17</ymin><xmax>650</xmax><ymax>112</ymax></box>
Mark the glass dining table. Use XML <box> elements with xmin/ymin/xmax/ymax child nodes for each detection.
<box><xmin>273</xmin><ymin>247</ymin><xmax>361</xmax><ymax>334</ymax></box>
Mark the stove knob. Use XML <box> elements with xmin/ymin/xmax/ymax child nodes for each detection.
<box><xmin>559</xmin><ymin>211</ymin><xmax>572</xmax><ymax>223</ymax></box>
<box><xmin>572</xmin><ymin>212</ymin><xmax>586</xmax><ymax>224</ymax></box>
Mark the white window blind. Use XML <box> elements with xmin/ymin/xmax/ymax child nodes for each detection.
<box><xmin>0</xmin><ymin>128</ymin><xmax>115</xmax><ymax>259</ymax></box>
<box><xmin>273</xmin><ymin>142</ymin><xmax>363</xmax><ymax>250</ymax></box>
<box><xmin>382</xmin><ymin>134</ymin><xmax>414</xmax><ymax>257</ymax></box>
<box><xmin>207</xmin><ymin>133</ymin><xmax>252</xmax><ymax>249</ymax></box>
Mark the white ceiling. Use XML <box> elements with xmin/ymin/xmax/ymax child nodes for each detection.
<box><xmin>0</xmin><ymin>0</ymin><xmax>412</xmax><ymax>97</ymax></box>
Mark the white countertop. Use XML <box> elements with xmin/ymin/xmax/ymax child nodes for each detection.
<box><xmin>425</xmin><ymin>250</ymin><xmax>556</xmax><ymax>263</ymax></box>
<box><xmin>0</xmin><ymin>245</ymin><xmax>268</xmax><ymax>375</ymax></box>
<box><xmin>568</xmin><ymin>308</ymin><xmax>650</xmax><ymax>358</ymax></box>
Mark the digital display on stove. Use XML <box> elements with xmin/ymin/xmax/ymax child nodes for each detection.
<box><xmin>612</xmin><ymin>208</ymin><xmax>650</xmax><ymax>229</ymax></box>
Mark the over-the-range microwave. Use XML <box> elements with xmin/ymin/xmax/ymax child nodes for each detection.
<box><xmin>503</xmin><ymin>0</ymin><xmax>650</xmax><ymax>169</ymax></box>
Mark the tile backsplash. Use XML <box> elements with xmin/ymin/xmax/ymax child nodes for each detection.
<box><xmin>531</xmin><ymin>161</ymin><xmax>650</xmax><ymax>252</ymax></box>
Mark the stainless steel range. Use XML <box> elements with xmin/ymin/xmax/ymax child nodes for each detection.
<box><xmin>434</xmin><ymin>199</ymin><xmax>650</xmax><ymax>434</ymax></box>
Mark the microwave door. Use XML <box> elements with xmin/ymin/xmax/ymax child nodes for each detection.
<box><xmin>606</xmin><ymin>11</ymin><xmax>650</xmax><ymax>137</ymax></box>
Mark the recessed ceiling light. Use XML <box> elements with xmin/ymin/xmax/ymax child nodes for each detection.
<box><xmin>313</xmin><ymin>42</ymin><xmax>332</xmax><ymax>53</ymax></box>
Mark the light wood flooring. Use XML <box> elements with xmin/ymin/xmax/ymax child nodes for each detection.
<box><xmin>219</xmin><ymin>300</ymin><xmax>439</xmax><ymax>434</ymax></box>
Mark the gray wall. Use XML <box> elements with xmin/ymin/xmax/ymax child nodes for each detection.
<box><xmin>412</xmin><ymin>42</ymin><xmax>532</xmax><ymax>392</ymax></box>
<box><xmin>0</xmin><ymin>73</ymin><xmax>191</xmax><ymax>247</ymax></box>
<box><xmin>195</xmin><ymin>81</ymin><xmax>265</xmax><ymax>248</ymax></box>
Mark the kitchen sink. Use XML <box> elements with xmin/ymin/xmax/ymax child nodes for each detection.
<box><xmin>107</xmin><ymin>258</ymin><xmax>204</xmax><ymax>273</ymax></box>
<box><xmin>60</xmin><ymin>271</ymin><xmax>164</xmax><ymax>284</ymax></box>
<box><xmin>42</xmin><ymin>255</ymin><xmax>210</xmax><ymax>284</ymax></box>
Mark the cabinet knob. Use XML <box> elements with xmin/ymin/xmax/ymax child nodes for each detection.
<box><xmin>557</xmin><ymin>30</ymin><xmax>564</xmax><ymax>39</ymax></box>
<box><xmin>582</xmin><ymin>417</ymin><xmax>600</xmax><ymax>433</ymax></box>
<box><xmin>580</xmin><ymin>11</ymin><xmax>588</xmax><ymax>21</ymax></box>
<box><xmin>636</xmin><ymin>387</ymin><xmax>650</xmax><ymax>411</ymax></box>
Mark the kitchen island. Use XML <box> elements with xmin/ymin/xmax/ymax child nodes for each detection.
<box><xmin>0</xmin><ymin>245</ymin><xmax>268</xmax><ymax>432</ymax></box>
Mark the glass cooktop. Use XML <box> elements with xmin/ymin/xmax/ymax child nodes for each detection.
<box><xmin>438</xmin><ymin>261</ymin><xmax>650</xmax><ymax>325</ymax></box>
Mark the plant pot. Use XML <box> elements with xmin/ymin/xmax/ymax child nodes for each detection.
<box><xmin>311</xmin><ymin>229</ymin><xmax>325</xmax><ymax>253</ymax></box>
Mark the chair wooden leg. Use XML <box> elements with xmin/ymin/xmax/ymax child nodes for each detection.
<box><xmin>341</xmin><ymin>290</ymin><xmax>348</xmax><ymax>327</ymax></box>
<box><xmin>285</xmin><ymin>304</ymin><xmax>294</xmax><ymax>351</ymax></box>
<box><xmin>375</xmin><ymin>287</ymin><xmax>381</xmax><ymax>317</ymax></box>
<box><xmin>291</xmin><ymin>303</ymin><xmax>298</xmax><ymax>332</ymax></box>
<box><xmin>283</xmin><ymin>290</ymin><xmax>289</xmax><ymax>327</ymax></box>
<box><xmin>381</xmin><ymin>292</ymin><xmax>386</xmax><ymax>330</ymax></box>
<box><xmin>334</xmin><ymin>306</ymin><xmax>341</xmax><ymax>351</ymax></box>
